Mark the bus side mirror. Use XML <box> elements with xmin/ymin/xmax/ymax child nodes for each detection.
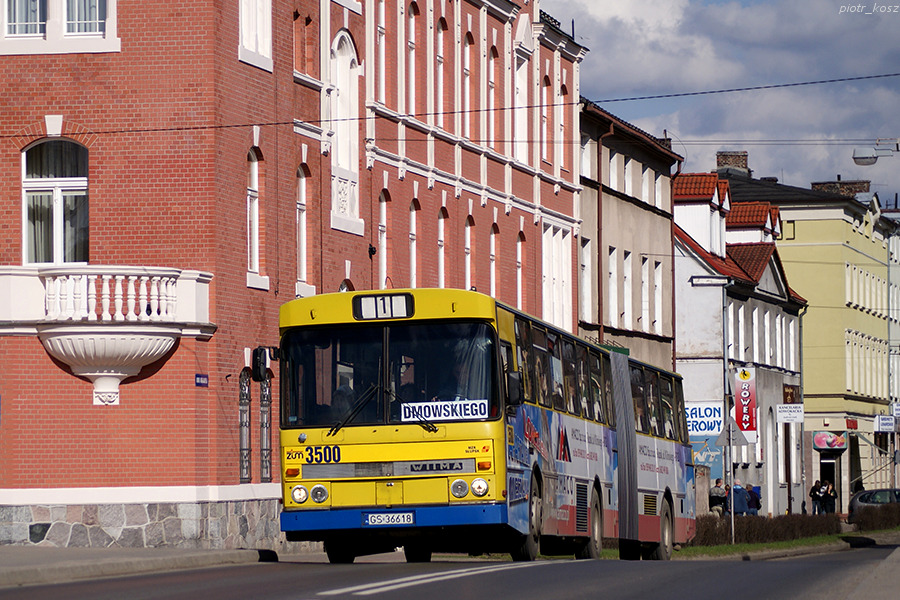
<box><xmin>251</xmin><ymin>346</ymin><xmax>278</xmax><ymax>382</ymax></box>
<box><xmin>507</xmin><ymin>371</ymin><xmax>523</xmax><ymax>406</ymax></box>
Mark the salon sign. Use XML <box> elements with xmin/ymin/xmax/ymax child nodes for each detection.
<box><xmin>734</xmin><ymin>368</ymin><xmax>757</xmax><ymax>433</ymax></box>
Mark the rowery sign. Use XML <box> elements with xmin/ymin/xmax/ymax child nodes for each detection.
<box><xmin>734</xmin><ymin>368</ymin><xmax>757</xmax><ymax>434</ymax></box>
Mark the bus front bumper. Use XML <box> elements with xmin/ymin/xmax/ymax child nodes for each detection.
<box><xmin>281</xmin><ymin>502</ymin><xmax>508</xmax><ymax>533</ymax></box>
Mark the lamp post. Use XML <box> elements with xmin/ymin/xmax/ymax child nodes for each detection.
<box><xmin>853</xmin><ymin>139</ymin><xmax>900</xmax><ymax>166</ymax></box>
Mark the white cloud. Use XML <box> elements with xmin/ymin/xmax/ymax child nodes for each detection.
<box><xmin>541</xmin><ymin>0</ymin><xmax>900</xmax><ymax>196</ymax></box>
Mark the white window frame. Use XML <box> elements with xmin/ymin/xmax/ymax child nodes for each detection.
<box><xmin>409</xmin><ymin>201</ymin><xmax>417</xmax><ymax>288</ymax></box>
<box><xmin>489</xmin><ymin>225</ymin><xmax>497</xmax><ymax>297</ymax></box>
<box><xmin>2</xmin><ymin>0</ymin><xmax>120</xmax><ymax>55</ymax></box>
<box><xmin>330</xmin><ymin>31</ymin><xmax>363</xmax><ymax>235</ymax></box>
<box><xmin>608</xmin><ymin>246</ymin><xmax>618</xmax><ymax>328</ymax></box>
<box><xmin>437</xmin><ymin>210</ymin><xmax>446</xmax><ymax>288</ymax></box>
<box><xmin>295</xmin><ymin>167</ymin><xmax>315</xmax><ymax>297</ymax></box>
<box><xmin>22</xmin><ymin>141</ymin><xmax>89</xmax><ymax>265</ymax></box>
<box><xmin>435</xmin><ymin>18</ymin><xmax>445</xmax><ymax>128</ymax></box>
<box><xmin>516</xmin><ymin>232</ymin><xmax>524</xmax><ymax>310</ymax></box>
<box><xmin>407</xmin><ymin>3</ymin><xmax>416</xmax><ymax>116</ymax></box>
<box><xmin>239</xmin><ymin>0</ymin><xmax>272</xmax><ymax>72</ymax></box>
<box><xmin>622</xmin><ymin>250</ymin><xmax>632</xmax><ymax>329</ymax></box>
<box><xmin>653</xmin><ymin>261</ymin><xmax>663</xmax><ymax>335</ymax></box>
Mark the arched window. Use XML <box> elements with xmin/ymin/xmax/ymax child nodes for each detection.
<box><xmin>378</xmin><ymin>191</ymin><xmax>388</xmax><ymax>289</ymax></box>
<box><xmin>331</xmin><ymin>31</ymin><xmax>363</xmax><ymax>235</ymax></box>
<box><xmin>296</xmin><ymin>164</ymin><xmax>316</xmax><ymax>297</ymax></box>
<box><xmin>437</xmin><ymin>208</ymin><xmax>447</xmax><ymax>288</ymax></box>
<box><xmin>463</xmin><ymin>33</ymin><xmax>474</xmax><ymax>139</ymax></box>
<box><xmin>23</xmin><ymin>139</ymin><xmax>89</xmax><ymax>264</ymax></box>
<box><xmin>247</xmin><ymin>149</ymin><xmax>261</xmax><ymax>274</ymax></box>
<box><xmin>465</xmin><ymin>215</ymin><xmax>474</xmax><ymax>290</ymax></box>
<box><xmin>435</xmin><ymin>18</ymin><xmax>448</xmax><ymax>129</ymax></box>
<box><xmin>488</xmin><ymin>46</ymin><xmax>498</xmax><ymax>148</ymax></box>
<box><xmin>517</xmin><ymin>231</ymin><xmax>525</xmax><ymax>309</ymax></box>
<box><xmin>407</xmin><ymin>3</ymin><xmax>419</xmax><ymax>116</ymax></box>
<box><xmin>490</xmin><ymin>224</ymin><xmax>499</xmax><ymax>297</ymax></box>
<box><xmin>541</xmin><ymin>75</ymin><xmax>551</xmax><ymax>161</ymax></box>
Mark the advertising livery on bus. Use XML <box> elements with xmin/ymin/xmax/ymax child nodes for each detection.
<box><xmin>272</xmin><ymin>288</ymin><xmax>695</xmax><ymax>563</ymax></box>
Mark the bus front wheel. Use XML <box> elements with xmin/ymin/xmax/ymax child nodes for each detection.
<box><xmin>511</xmin><ymin>473</ymin><xmax>541</xmax><ymax>561</ymax></box>
<box><xmin>403</xmin><ymin>544</ymin><xmax>432</xmax><ymax>563</ymax></box>
<box><xmin>324</xmin><ymin>540</ymin><xmax>356</xmax><ymax>564</ymax></box>
<box><xmin>576</xmin><ymin>489</ymin><xmax>602</xmax><ymax>559</ymax></box>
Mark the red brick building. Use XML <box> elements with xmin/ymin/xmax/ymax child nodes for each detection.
<box><xmin>0</xmin><ymin>1</ymin><xmax>584</xmax><ymax>549</ymax></box>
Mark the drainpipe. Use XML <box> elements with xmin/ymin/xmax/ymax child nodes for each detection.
<box><xmin>798</xmin><ymin>304</ymin><xmax>808</xmax><ymax>513</ymax></box>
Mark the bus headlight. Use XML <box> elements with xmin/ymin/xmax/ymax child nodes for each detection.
<box><xmin>451</xmin><ymin>479</ymin><xmax>469</xmax><ymax>498</ymax></box>
<box><xmin>471</xmin><ymin>478</ymin><xmax>489</xmax><ymax>497</ymax></box>
<box><xmin>291</xmin><ymin>485</ymin><xmax>309</xmax><ymax>504</ymax></box>
<box><xmin>311</xmin><ymin>484</ymin><xmax>329</xmax><ymax>503</ymax></box>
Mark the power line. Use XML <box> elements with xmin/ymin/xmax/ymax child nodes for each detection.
<box><xmin>3</xmin><ymin>71</ymin><xmax>898</xmax><ymax>140</ymax></box>
<box><xmin>595</xmin><ymin>72</ymin><xmax>900</xmax><ymax>103</ymax></box>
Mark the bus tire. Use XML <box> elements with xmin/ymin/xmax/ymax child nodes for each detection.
<box><xmin>576</xmin><ymin>489</ymin><xmax>602</xmax><ymax>559</ymax></box>
<box><xmin>647</xmin><ymin>501</ymin><xmax>673</xmax><ymax>561</ymax></box>
<box><xmin>324</xmin><ymin>540</ymin><xmax>356</xmax><ymax>564</ymax></box>
<box><xmin>511</xmin><ymin>473</ymin><xmax>541</xmax><ymax>561</ymax></box>
<box><xmin>403</xmin><ymin>544</ymin><xmax>432</xmax><ymax>563</ymax></box>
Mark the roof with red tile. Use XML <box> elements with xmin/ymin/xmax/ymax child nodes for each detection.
<box><xmin>673</xmin><ymin>173</ymin><xmax>720</xmax><ymax>201</ymax></box>
<box><xmin>727</xmin><ymin>243</ymin><xmax>775</xmax><ymax>281</ymax></box>
<box><xmin>726</xmin><ymin>202</ymin><xmax>772</xmax><ymax>228</ymax></box>
<box><xmin>674</xmin><ymin>224</ymin><xmax>752</xmax><ymax>283</ymax></box>
<box><xmin>676</xmin><ymin>227</ymin><xmax>807</xmax><ymax>305</ymax></box>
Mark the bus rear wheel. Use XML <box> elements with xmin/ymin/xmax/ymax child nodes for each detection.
<box><xmin>324</xmin><ymin>540</ymin><xmax>356</xmax><ymax>564</ymax></box>
<box><xmin>644</xmin><ymin>501</ymin><xmax>673</xmax><ymax>561</ymax></box>
<box><xmin>511</xmin><ymin>473</ymin><xmax>541</xmax><ymax>561</ymax></box>
<box><xmin>576</xmin><ymin>489</ymin><xmax>602</xmax><ymax>559</ymax></box>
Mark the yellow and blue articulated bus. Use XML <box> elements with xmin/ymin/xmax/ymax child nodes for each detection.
<box><xmin>273</xmin><ymin>288</ymin><xmax>695</xmax><ymax>563</ymax></box>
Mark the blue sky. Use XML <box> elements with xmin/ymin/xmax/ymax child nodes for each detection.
<box><xmin>541</xmin><ymin>0</ymin><xmax>900</xmax><ymax>203</ymax></box>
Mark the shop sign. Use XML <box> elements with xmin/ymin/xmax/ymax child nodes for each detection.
<box><xmin>875</xmin><ymin>415</ymin><xmax>897</xmax><ymax>433</ymax></box>
<box><xmin>776</xmin><ymin>404</ymin><xmax>804</xmax><ymax>424</ymax></box>
<box><xmin>813</xmin><ymin>431</ymin><xmax>847</xmax><ymax>452</ymax></box>
<box><xmin>734</xmin><ymin>368</ymin><xmax>757</xmax><ymax>433</ymax></box>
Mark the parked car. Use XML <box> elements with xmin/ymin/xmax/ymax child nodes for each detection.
<box><xmin>848</xmin><ymin>488</ymin><xmax>900</xmax><ymax>523</ymax></box>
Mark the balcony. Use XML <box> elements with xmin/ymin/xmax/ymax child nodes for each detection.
<box><xmin>0</xmin><ymin>266</ymin><xmax>215</xmax><ymax>405</ymax></box>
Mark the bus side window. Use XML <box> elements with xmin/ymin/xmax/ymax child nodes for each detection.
<box><xmin>660</xmin><ymin>375</ymin><xmax>677</xmax><ymax>440</ymax></box>
<box><xmin>532</xmin><ymin>327</ymin><xmax>552</xmax><ymax>408</ymax></box>
<box><xmin>674</xmin><ymin>378</ymin><xmax>688</xmax><ymax>443</ymax></box>
<box><xmin>546</xmin><ymin>332</ymin><xmax>566</xmax><ymax>412</ymax></box>
<box><xmin>562</xmin><ymin>340</ymin><xmax>579</xmax><ymax>416</ymax></box>
<box><xmin>589</xmin><ymin>351</ymin><xmax>604</xmax><ymax>424</ymax></box>
<box><xmin>515</xmin><ymin>318</ymin><xmax>535</xmax><ymax>404</ymax></box>
<box><xmin>630</xmin><ymin>366</ymin><xmax>649</xmax><ymax>434</ymax></box>
<box><xmin>645</xmin><ymin>370</ymin><xmax>662</xmax><ymax>438</ymax></box>
<box><xmin>602</xmin><ymin>354</ymin><xmax>615</xmax><ymax>428</ymax></box>
<box><xmin>577</xmin><ymin>345</ymin><xmax>594</xmax><ymax>421</ymax></box>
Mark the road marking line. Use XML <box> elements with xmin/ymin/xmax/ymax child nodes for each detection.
<box><xmin>318</xmin><ymin>562</ymin><xmax>551</xmax><ymax>596</ymax></box>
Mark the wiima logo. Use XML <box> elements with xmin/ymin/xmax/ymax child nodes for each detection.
<box><xmin>409</xmin><ymin>462</ymin><xmax>464</xmax><ymax>473</ymax></box>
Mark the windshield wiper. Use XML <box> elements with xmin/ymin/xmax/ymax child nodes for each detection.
<box><xmin>327</xmin><ymin>383</ymin><xmax>378</xmax><ymax>437</ymax></box>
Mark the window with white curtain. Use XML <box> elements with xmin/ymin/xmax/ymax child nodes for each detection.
<box><xmin>239</xmin><ymin>0</ymin><xmax>272</xmax><ymax>71</ymax></box>
<box><xmin>67</xmin><ymin>0</ymin><xmax>105</xmax><ymax>32</ymax></box>
<box><xmin>3</xmin><ymin>0</ymin><xmax>119</xmax><ymax>54</ymax></box>
<box><xmin>23</xmin><ymin>139</ymin><xmax>88</xmax><ymax>264</ymax></box>
<box><xmin>7</xmin><ymin>0</ymin><xmax>46</xmax><ymax>34</ymax></box>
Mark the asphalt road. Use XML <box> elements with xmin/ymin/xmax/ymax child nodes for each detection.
<box><xmin>2</xmin><ymin>543</ymin><xmax>898</xmax><ymax>600</ymax></box>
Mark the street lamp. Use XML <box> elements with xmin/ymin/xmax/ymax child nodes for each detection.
<box><xmin>853</xmin><ymin>138</ymin><xmax>900</xmax><ymax>166</ymax></box>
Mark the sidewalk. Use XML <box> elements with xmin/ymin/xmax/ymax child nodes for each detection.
<box><xmin>0</xmin><ymin>546</ymin><xmax>267</xmax><ymax>589</ymax></box>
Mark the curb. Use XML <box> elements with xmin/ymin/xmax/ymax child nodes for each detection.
<box><xmin>0</xmin><ymin>549</ymin><xmax>264</xmax><ymax>589</ymax></box>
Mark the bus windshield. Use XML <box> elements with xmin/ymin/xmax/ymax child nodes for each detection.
<box><xmin>280</xmin><ymin>321</ymin><xmax>499</xmax><ymax>429</ymax></box>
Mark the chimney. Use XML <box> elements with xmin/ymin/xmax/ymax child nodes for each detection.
<box><xmin>810</xmin><ymin>178</ymin><xmax>870</xmax><ymax>196</ymax></box>
<box><xmin>717</xmin><ymin>151</ymin><xmax>750</xmax><ymax>175</ymax></box>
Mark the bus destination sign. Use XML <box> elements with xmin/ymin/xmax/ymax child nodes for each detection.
<box><xmin>353</xmin><ymin>293</ymin><xmax>414</xmax><ymax>321</ymax></box>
